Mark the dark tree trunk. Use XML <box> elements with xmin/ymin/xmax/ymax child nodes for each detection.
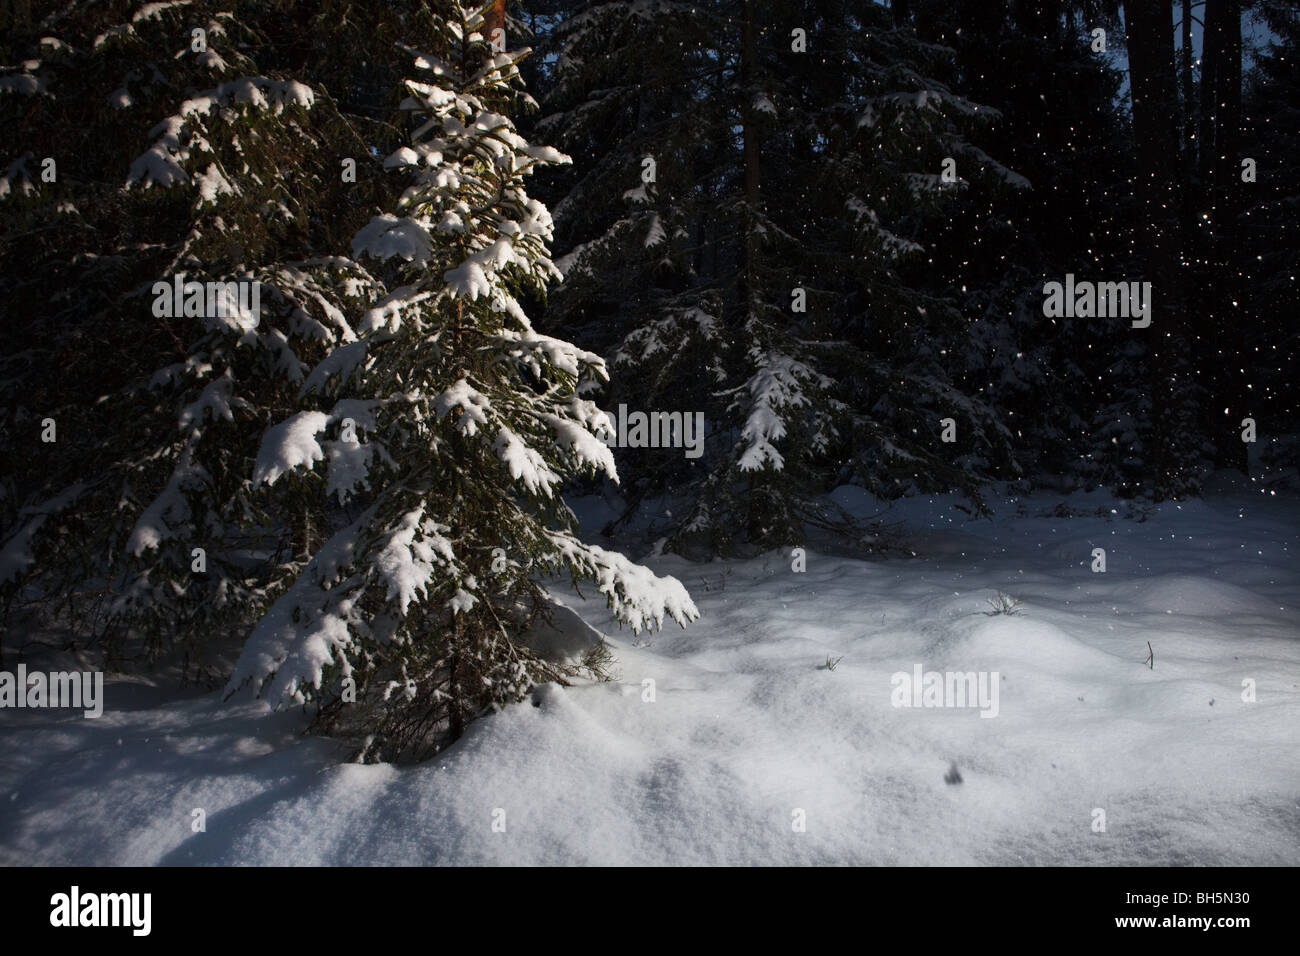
<box><xmin>1199</xmin><ymin>0</ymin><xmax>1225</xmax><ymax>185</ymax></box>
<box><xmin>1181</xmin><ymin>0</ymin><xmax>1196</xmax><ymax>162</ymax></box>
<box><xmin>737</xmin><ymin>0</ymin><xmax>763</xmax><ymax>320</ymax></box>
<box><xmin>1128</xmin><ymin>0</ymin><xmax>1196</xmax><ymax>498</ymax></box>
<box><xmin>1198</xmin><ymin>0</ymin><xmax>1247</xmax><ymax>472</ymax></box>
<box><xmin>484</xmin><ymin>0</ymin><xmax>508</xmax><ymax>48</ymax></box>
<box><xmin>741</xmin><ymin>0</ymin><xmax>761</xmax><ymax>209</ymax></box>
<box><xmin>1128</xmin><ymin>0</ymin><xmax>1182</xmax><ymax>277</ymax></box>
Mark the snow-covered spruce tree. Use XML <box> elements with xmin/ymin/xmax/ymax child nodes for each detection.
<box><xmin>726</xmin><ymin>0</ymin><xmax>1022</xmax><ymax>527</ymax></box>
<box><xmin>527</xmin><ymin>0</ymin><xmax>733</xmax><ymax>542</ymax></box>
<box><xmin>533</xmin><ymin>0</ymin><xmax>826</xmax><ymax>554</ymax></box>
<box><xmin>224</xmin><ymin>4</ymin><xmax>697</xmax><ymax>762</ymax></box>
<box><xmin>0</xmin><ymin>1</ymin><xmax>435</xmax><ymax>674</ymax></box>
<box><xmin>1</xmin><ymin>1</ymin><xmax>348</xmax><ymax>670</ymax></box>
<box><xmin>533</xmin><ymin>0</ymin><xmax>1022</xmax><ymax>555</ymax></box>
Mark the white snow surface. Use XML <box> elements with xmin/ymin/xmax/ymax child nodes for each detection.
<box><xmin>2</xmin><ymin>485</ymin><xmax>1297</xmax><ymax>865</ymax></box>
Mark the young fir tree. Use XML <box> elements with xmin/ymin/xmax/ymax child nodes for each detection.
<box><xmin>222</xmin><ymin>3</ymin><xmax>697</xmax><ymax>762</ymax></box>
<box><xmin>0</xmin><ymin>0</ymin><xmax>388</xmax><ymax>673</ymax></box>
<box><xmin>765</xmin><ymin>0</ymin><xmax>1022</xmax><ymax>509</ymax></box>
<box><xmin>533</xmin><ymin>0</ymin><xmax>1021</xmax><ymax>555</ymax></box>
<box><xmin>529</xmin><ymin>0</ymin><xmax>733</xmax><ymax>548</ymax></box>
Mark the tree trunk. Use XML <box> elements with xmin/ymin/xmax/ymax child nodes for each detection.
<box><xmin>1198</xmin><ymin>0</ymin><xmax>1246</xmax><ymax>472</ymax></box>
<box><xmin>484</xmin><ymin>0</ymin><xmax>507</xmax><ymax>53</ymax></box>
<box><xmin>892</xmin><ymin>0</ymin><xmax>910</xmax><ymax>29</ymax></box>
<box><xmin>741</xmin><ymin>0</ymin><xmax>761</xmax><ymax>208</ymax></box>
<box><xmin>1181</xmin><ymin>0</ymin><xmax>1195</xmax><ymax>162</ymax></box>
<box><xmin>1128</xmin><ymin>0</ymin><xmax>1196</xmax><ymax>498</ymax></box>
<box><xmin>738</xmin><ymin>0</ymin><xmax>762</xmax><ymax>314</ymax></box>
<box><xmin>448</xmin><ymin>616</ymin><xmax>465</xmax><ymax>742</ymax></box>
<box><xmin>1128</xmin><ymin>1</ymin><xmax>1182</xmax><ymax>270</ymax></box>
<box><xmin>1199</xmin><ymin>0</ymin><xmax>1224</xmax><ymax>185</ymax></box>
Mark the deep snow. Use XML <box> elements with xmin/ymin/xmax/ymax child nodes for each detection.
<box><xmin>1</xmin><ymin>483</ymin><xmax>1297</xmax><ymax>865</ymax></box>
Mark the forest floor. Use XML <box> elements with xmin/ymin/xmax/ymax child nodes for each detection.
<box><xmin>2</xmin><ymin>479</ymin><xmax>1297</xmax><ymax>865</ymax></box>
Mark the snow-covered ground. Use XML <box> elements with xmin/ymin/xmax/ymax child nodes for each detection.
<box><xmin>2</xmin><ymin>482</ymin><xmax>1298</xmax><ymax>865</ymax></box>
